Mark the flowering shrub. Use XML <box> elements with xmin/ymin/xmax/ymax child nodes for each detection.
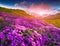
<box><xmin>0</xmin><ymin>12</ymin><xmax>60</xmax><ymax>46</ymax></box>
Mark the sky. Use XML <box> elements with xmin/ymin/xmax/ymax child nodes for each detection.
<box><xmin>0</xmin><ymin>0</ymin><xmax>60</xmax><ymax>9</ymax></box>
<box><xmin>0</xmin><ymin>0</ymin><xmax>60</xmax><ymax>17</ymax></box>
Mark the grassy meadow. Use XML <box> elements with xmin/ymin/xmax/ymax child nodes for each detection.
<box><xmin>45</xmin><ymin>19</ymin><xmax>60</xmax><ymax>28</ymax></box>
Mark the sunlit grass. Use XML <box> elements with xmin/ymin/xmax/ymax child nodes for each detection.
<box><xmin>45</xmin><ymin>19</ymin><xmax>60</xmax><ymax>28</ymax></box>
<box><xmin>0</xmin><ymin>7</ymin><xmax>34</xmax><ymax>18</ymax></box>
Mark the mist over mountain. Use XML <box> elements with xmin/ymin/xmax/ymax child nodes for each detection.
<box><xmin>43</xmin><ymin>13</ymin><xmax>60</xmax><ymax>20</ymax></box>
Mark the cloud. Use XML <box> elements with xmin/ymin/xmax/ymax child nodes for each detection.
<box><xmin>24</xmin><ymin>3</ymin><xmax>59</xmax><ymax>17</ymax></box>
<box><xmin>28</xmin><ymin>3</ymin><xmax>51</xmax><ymax>11</ymax></box>
<box><xmin>14</xmin><ymin>3</ymin><xmax>19</xmax><ymax>7</ymax></box>
<box><xmin>14</xmin><ymin>1</ymin><xmax>27</xmax><ymax>7</ymax></box>
<box><xmin>14</xmin><ymin>1</ymin><xmax>28</xmax><ymax>10</ymax></box>
<box><xmin>20</xmin><ymin>1</ymin><xmax>27</xmax><ymax>6</ymax></box>
<box><xmin>14</xmin><ymin>2</ymin><xmax>59</xmax><ymax>17</ymax></box>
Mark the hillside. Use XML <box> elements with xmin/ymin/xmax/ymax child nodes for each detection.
<box><xmin>0</xmin><ymin>7</ymin><xmax>34</xmax><ymax>18</ymax></box>
<box><xmin>44</xmin><ymin>13</ymin><xmax>60</xmax><ymax>20</ymax></box>
<box><xmin>0</xmin><ymin>7</ymin><xmax>60</xmax><ymax>46</ymax></box>
<box><xmin>43</xmin><ymin>13</ymin><xmax>60</xmax><ymax>28</ymax></box>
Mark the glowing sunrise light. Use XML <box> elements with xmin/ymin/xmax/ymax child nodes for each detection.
<box><xmin>36</xmin><ymin>10</ymin><xmax>53</xmax><ymax>16</ymax></box>
<box><xmin>37</xmin><ymin>11</ymin><xmax>49</xmax><ymax>15</ymax></box>
<box><xmin>24</xmin><ymin>3</ymin><xmax>59</xmax><ymax>17</ymax></box>
<box><xmin>0</xmin><ymin>3</ymin><xmax>59</xmax><ymax>17</ymax></box>
<box><xmin>25</xmin><ymin>8</ymin><xmax>59</xmax><ymax>17</ymax></box>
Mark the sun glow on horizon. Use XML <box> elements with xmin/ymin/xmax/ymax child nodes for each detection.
<box><xmin>25</xmin><ymin>9</ymin><xmax>59</xmax><ymax>17</ymax></box>
<box><xmin>24</xmin><ymin>3</ymin><xmax>59</xmax><ymax>17</ymax></box>
<box><xmin>0</xmin><ymin>4</ymin><xmax>59</xmax><ymax>17</ymax></box>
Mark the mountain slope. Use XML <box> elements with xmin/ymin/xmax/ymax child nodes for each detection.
<box><xmin>0</xmin><ymin>7</ymin><xmax>34</xmax><ymax>18</ymax></box>
<box><xmin>0</xmin><ymin>7</ymin><xmax>60</xmax><ymax>46</ymax></box>
<box><xmin>44</xmin><ymin>13</ymin><xmax>60</xmax><ymax>20</ymax></box>
<box><xmin>43</xmin><ymin>13</ymin><xmax>60</xmax><ymax>28</ymax></box>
